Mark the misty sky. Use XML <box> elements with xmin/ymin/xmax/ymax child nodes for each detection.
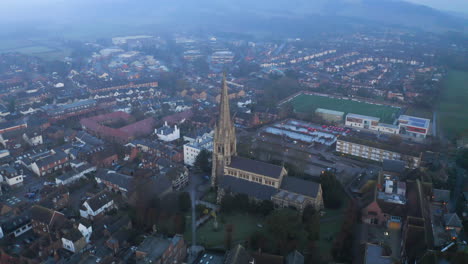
<box><xmin>1</xmin><ymin>0</ymin><xmax>467</xmax><ymax>14</ymax></box>
<box><xmin>0</xmin><ymin>0</ymin><xmax>467</xmax><ymax>25</ymax></box>
<box><xmin>406</xmin><ymin>0</ymin><xmax>468</xmax><ymax>13</ymax></box>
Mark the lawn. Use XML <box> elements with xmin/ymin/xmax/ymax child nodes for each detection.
<box><xmin>319</xmin><ymin>197</ymin><xmax>349</xmax><ymax>260</ymax></box>
<box><xmin>290</xmin><ymin>93</ymin><xmax>400</xmax><ymax>123</ymax></box>
<box><xmin>438</xmin><ymin>70</ymin><xmax>468</xmax><ymax>139</ymax></box>
<box><xmin>185</xmin><ymin>213</ymin><xmax>265</xmax><ymax>249</ymax></box>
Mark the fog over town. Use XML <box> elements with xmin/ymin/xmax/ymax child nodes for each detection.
<box><xmin>0</xmin><ymin>1</ymin><xmax>467</xmax><ymax>263</ymax></box>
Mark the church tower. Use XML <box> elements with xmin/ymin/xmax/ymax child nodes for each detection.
<box><xmin>211</xmin><ymin>74</ymin><xmax>237</xmax><ymax>187</ymax></box>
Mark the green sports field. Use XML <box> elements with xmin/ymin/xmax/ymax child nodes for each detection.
<box><xmin>289</xmin><ymin>93</ymin><xmax>400</xmax><ymax>123</ymax></box>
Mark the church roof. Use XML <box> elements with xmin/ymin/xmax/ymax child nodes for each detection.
<box><xmin>219</xmin><ymin>175</ymin><xmax>278</xmax><ymax>200</ymax></box>
<box><xmin>229</xmin><ymin>156</ymin><xmax>283</xmax><ymax>179</ymax></box>
<box><xmin>280</xmin><ymin>177</ymin><xmax>320</xmax><ymax>198</ymax></box>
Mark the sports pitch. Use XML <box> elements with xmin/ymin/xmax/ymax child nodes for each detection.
<box><xmin>289</xmin><ymin>93</ymin><xmax>400</xmax><ymax>123</ymax></box>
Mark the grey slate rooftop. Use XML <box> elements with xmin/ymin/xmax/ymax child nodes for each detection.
<box><xmin>229</xmin><ymin>156</ymin><xmax>283</xmax><ymax>179</ymax></box>
<box><xmin>219</xmin><ymin>174</ymin><xmax>278</xmax><ymax>200</ymax></box>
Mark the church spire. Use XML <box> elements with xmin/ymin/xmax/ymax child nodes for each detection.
<box><xmin>211</xmin><ymin>73</ymin><xmax>237</xmax><ymax>187</ymax></box>
<box><xmin>218</xmin><ymin>73</ymin><xmax>232</xmax><ymax>128</ymax></box>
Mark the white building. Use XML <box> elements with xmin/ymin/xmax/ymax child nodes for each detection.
<box><xmin>0</xmin><ymin>214</ymin><xmax>31</xmax><ymax>239</ymax></box>
<box><xmin>345</xmin><ymin>113</ymin><xmax>380</xmax><ymax>130</ymax></box>
<box><xmin>398</xmin><ymin>115</ymin><xmax>430</xmax><ymax>138</ymax></box>
<box><xmin>78</xmin><ymin>221</ymin><xmax>93</xmax><ymax>243</ymax></box>
<box><xmin>56</xmin><ymin>163</ymin><xmax>96</xmax><ymax>186</ymax></box>
<box><xmin>79</xmin><ymin>192</ymin><xmax>114</xmax><ymax>219</ymax></box>
<box><xmin>155</xmin><ymin>121</ymin><xmax>180</xmax><ymax>142</ymax></box>
<box><xmin>183</xmin><ymin>132</ymin><xmax>214</xmax><ymax>166</ymax></box>
<box><xmin>23</xmin><ymin>132</ymin><xmax>43</xmax><ymax>146</ymax></box>
<box><xmin>0</xmin><ymin>165</ymin><xmax>23</xmax><ymax>187</ymax></box>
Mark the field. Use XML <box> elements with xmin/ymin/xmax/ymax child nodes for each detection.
<box><xmin>289</xmin><ymin>93</ymin><xmax>400</xmax><ymax>123</ymax></box>
<box><xmin>0</xmin><ymin>39</ymin><xmax>72</xmax><ymax>61</ymax></box>
<box><xmin>438</xmin><ymin>70</ymin><xmax>468</xmax><ymax>139</ymax></box>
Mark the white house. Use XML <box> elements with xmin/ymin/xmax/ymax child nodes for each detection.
<box><xmin>155</xmin><ymin>121</ymin><xmax>180</xmax><ymax>142</ymax></box>
<box><xmin>61</xmin><ymin>228</ymin><xmax>86</xmax><ymax>253</ymax></box>
<box><xmin>0</xmin><ymin>214</ymin><xmax>32</xmax><ymax>239</ymax></box>
<box><xmin>56</xmin><ymin>163</ymin><xmax>96</xmax><ymax>186</ymax></box>
<box><xmin>22</xmin><ymin>132</ymin><xmax>43</xmax><ymax>146</ymax></box>
<box><xmin>183</xmin><ymin>132</ymin><xmax>213</xmax><ymax>166</ymax></box>
<box><xmin>78</xmin><ymin>221</ymin><xmax>93</xmax><ymax>243</ymax></box>
<box><xmin>0</xmin><ymin>165</ymin><xmax>24</xmax><ymax>187</ymax></box>
<box><xmin>79</xmin><ymin>192</ymin><xmax>114</xmax><ymax>219</ymax></box>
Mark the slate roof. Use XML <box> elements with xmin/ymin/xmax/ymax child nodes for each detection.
<box><xmin>225</xmin><ymin>244</ymin><xmax>253</xmax><ymax>264</ymax></box>
<box><xmin>444</xmin><ymin>213</ymin><xmax>462</xmax><ymax>228</ymax></box>
<box><xmin>62</xmin><ymin>228</ymin><xmax>84</xmax><ymax>242</ymax></box>
<box><xmin>136</xmin><ymin>236</ymin><xmax>171</xmax><ymax>263</ymax></box>
<box><xmin>377</xmin><ymin>200</ymin><xmax>406</xmax><ymax>217</ymax></box>
<box><xmin>229</xmin><ymin>156</ymin><xmax>283</xmax><ymax>179</ymax></box>
<box><xmin>95</xmin><ymin>169</ymin><xmax>133</xmax><ymax>192</ymax></box>
<box><xmin>0</xmin><ymin>212</ymin><xmax>31</xmax><ymax>234</ymax></box>
<box><xmin>280</xmin><ymin>177</ymin><xmax>320</xmax><ymax>198</ymax></box>
<box><xmin>286</xmin><ymin>250</ymin><xmax>304</xmax><ymax>264</ymax></box>
<box><xmin>219</xmin><ymin>175</ymin><xmax>278</xmax><ymax>200</ymax></box>
<box><xmin>433</xmin><ymin>189</ymin><xmax>450</xmax><ymax>203</ymax></box>
<box><xmin>30</xmin><ymin>205</ymin><xmax>68</xmax><ymax>229</ymax></box>
<box><xmin>35</xmin><ymin>151</ymin><xmax>68</xmax><ymax>168</ymax></box>
<box><xmin>86</xmin><ymin>191</ymin><xmax>113</xmax><ymax>212</ymax></box>
<box><xmin>382</xmin><ymin>159</ymin><xmax>406</xmax><ymax>174</ymax></box>
<box><xmin>364</xmin><ymin>243</ymin><xmax>393</xmax><ymax>264</ymax></box>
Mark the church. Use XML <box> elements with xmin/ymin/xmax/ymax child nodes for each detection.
<box><xmin>212</xmin><ymin>75</ymin><xmax>324</xmax><ymax>212</ymax></box>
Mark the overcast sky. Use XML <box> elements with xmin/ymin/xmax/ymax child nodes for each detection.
<box><xmin>0</xmin><ymin>0</ymin><xmax>467</xmax><ymax>24</ymax></box>
<box><xmin>406</xmin><ymin>0</ymin><xmax>468</xmax><ymax>13</ymax></box>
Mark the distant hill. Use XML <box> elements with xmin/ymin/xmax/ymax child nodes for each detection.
<box><xmin>1</xmin><ymin>0</ymin><xmax>467</xmax><ymax>39</ymax></box>
<box><xmin>75</xmin><ymin>0</ymin><xmax>468</xmax><ymax>33</ymax></box>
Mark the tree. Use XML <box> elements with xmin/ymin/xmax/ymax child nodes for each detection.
<box><xmin>220</xmin><ymin>194</ymin><xmax>236</xmax><ymax>213</ymax></box>
<box><xmin>224</xmin><ymin>224</ymin><xmax>234</xmax><ymax>250</ymax></box>
<box><xmin>266</xmin><ymin>208</ymin><xmax>303</xmax><ymax>254</ymax></box>
<box><xmin>233</xmin><ymin>193</ymin><xmax>250</xmax><ymax>211</ymax></box>
<box><xmin>302</xmin><ymin>205</ymin><xmax>320</xmax><ymax>241</ymax></box>
<box><xmin>178</xmin><ymin>192</ymin><xmax>191</xmax><ymax>213</ymax></box>
<box><xmin>456</xmin><ymin>149</ymin><xmax>468</xmax><ymax>170</ymax></box>
<box><xmin>279</xmin><ymin>102</ymin><xmax>295</xmax><ymax>119</ymax></box>
<box><xmin>257</xmin><ymin>200</ymin><xmax>274</xmax><ymax>216</ymax></box>
<box><xmin>320</xmin><ymin>171</ymin><xmax>344</xmax><ymax>209</ymax></box>
<box><xmin>194</xmin><ymin>149</ymin><xmax>212</xmax><ymax>173</ymax></box>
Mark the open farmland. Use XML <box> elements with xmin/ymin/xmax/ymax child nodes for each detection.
<box><xmin>288</xmin><ymin>93</ymin><xmax>401</xmax><ymax>123</ymax></box>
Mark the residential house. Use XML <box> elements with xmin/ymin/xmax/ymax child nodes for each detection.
<box><xmin>55</xmin><ymin>162</ymin><xmax>96</xmax><ymax>185</ymax></box>
<box><xmin>444</xmin><ymin>213</ymin><xmax>462</xmax><ymax>235</ymax></box>
<box><xmin>135</xmin><ymin>235</ymin><xmax>186</xmax><ymax>264</ymax></box>
<box><xmin>0</xmin><ymin>164</ymin><xmax>24</xmax><ymax>187</ymax></box>
<box><xmin>0</xmin><ymin>212</ymin><xmax>32</xmax><ymax>239</ymax></box>
<box><xmin>155</xmin><ymin>121</ymin><xmax>180</xmax><ymax>142</ymax></box>
<box><xmin>79</xmin><ymin>191</ymin><xmax>115</xmax><ymax>219</ymax></box>
<box><xmin>90</xmin><ymin>149</ymin><xmax>118</xmax><ymax>167</ymax></box>
<box><xmin>30</xmin><ymin>205</ymin><xmax>70</xmax><ymax>236</ymax></box>
<box><xmin>25</xmin><ymin>149</ymin><xmax>69</xmax><ymax>176</ymax></box>
<box><xmin>61</xmin><ymin>228</ymin><xmax>87</xmax><ymax>253</ymax></box>
<box><xmin>22</xmin><ymin>131</ymin><xmax>43</xmax><ymax>146</ymax></box>
<box><xmin>78</xmin><ymin>219</ymin><xmax>93</xmax><ymax>243</ymax></box>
